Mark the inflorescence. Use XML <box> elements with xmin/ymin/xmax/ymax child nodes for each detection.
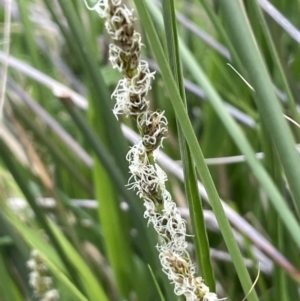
<box><xmin>27</xmin><ymin>250</ymin><xmax>59</xmax><ymax>301</ymax></box>
<box><xmin>85</xmin><ymin>1</ymin><xmax>219</xmax><ymax>300</ymax></box>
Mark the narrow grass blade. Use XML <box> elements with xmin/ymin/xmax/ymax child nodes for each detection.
<box><xmin>196</xmin><ymin>0</ymin><xmax>245</xmax><ymax>72</ymax></box>
<box><xmin>148</xmin><ymin>265</ymin><xmax>166</xmax><ymax>301</ymax></box>
<box><xmin>133</xmin><ymin>1</ymin><xmax>260</xmax><ymax>300</ymax></box>
<box><xmin>161</xmin><ymin>0</ymin><xmax>215</xmax><ymax>291</ymax></box>
<box><xmin>249</xmin><ymin>1</ymin><xmax>298</xmax><ymax>121</ymax></box>
<box><xmin>48</xmin><ymin>219</ymin><xmax>110</xmax><ymax>301</ymax></box>
<box><xmin>0</xmin><ymin>255</ymin><xmax>23</xmax><ymax>301</ymax></box>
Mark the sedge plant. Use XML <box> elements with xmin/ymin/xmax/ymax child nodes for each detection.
<box><xmin>85</xmin><ymin>0</ymin><xmax>221</xmax><ymax>300</ymax></box>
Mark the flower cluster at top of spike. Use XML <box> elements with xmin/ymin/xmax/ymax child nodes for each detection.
<box><xmin>27</xmin><ymin>250</ymin><xmax>59</xmax><ymax>301</ymax></box>
<box><xmin>85</xmin><ymin>1</ymin><xmax>220</xmax><ymax>300</ymax></box>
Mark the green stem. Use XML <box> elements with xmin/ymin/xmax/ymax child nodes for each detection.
<box><xmin>162</xmin><ymin>0</ymin><xmax>215</xmax><ymax>291</ymax></box>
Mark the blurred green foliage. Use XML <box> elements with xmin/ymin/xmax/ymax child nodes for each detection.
<box><xmin>0</xmin><ymin>0</ymin><xmax>300</xmax><ymax>300</ymax></box>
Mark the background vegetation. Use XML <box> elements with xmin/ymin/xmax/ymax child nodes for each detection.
<box><xmin>0</xmin><ymin>0</ymin><xmax>300</xmax><ymax>300</ymax></box>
